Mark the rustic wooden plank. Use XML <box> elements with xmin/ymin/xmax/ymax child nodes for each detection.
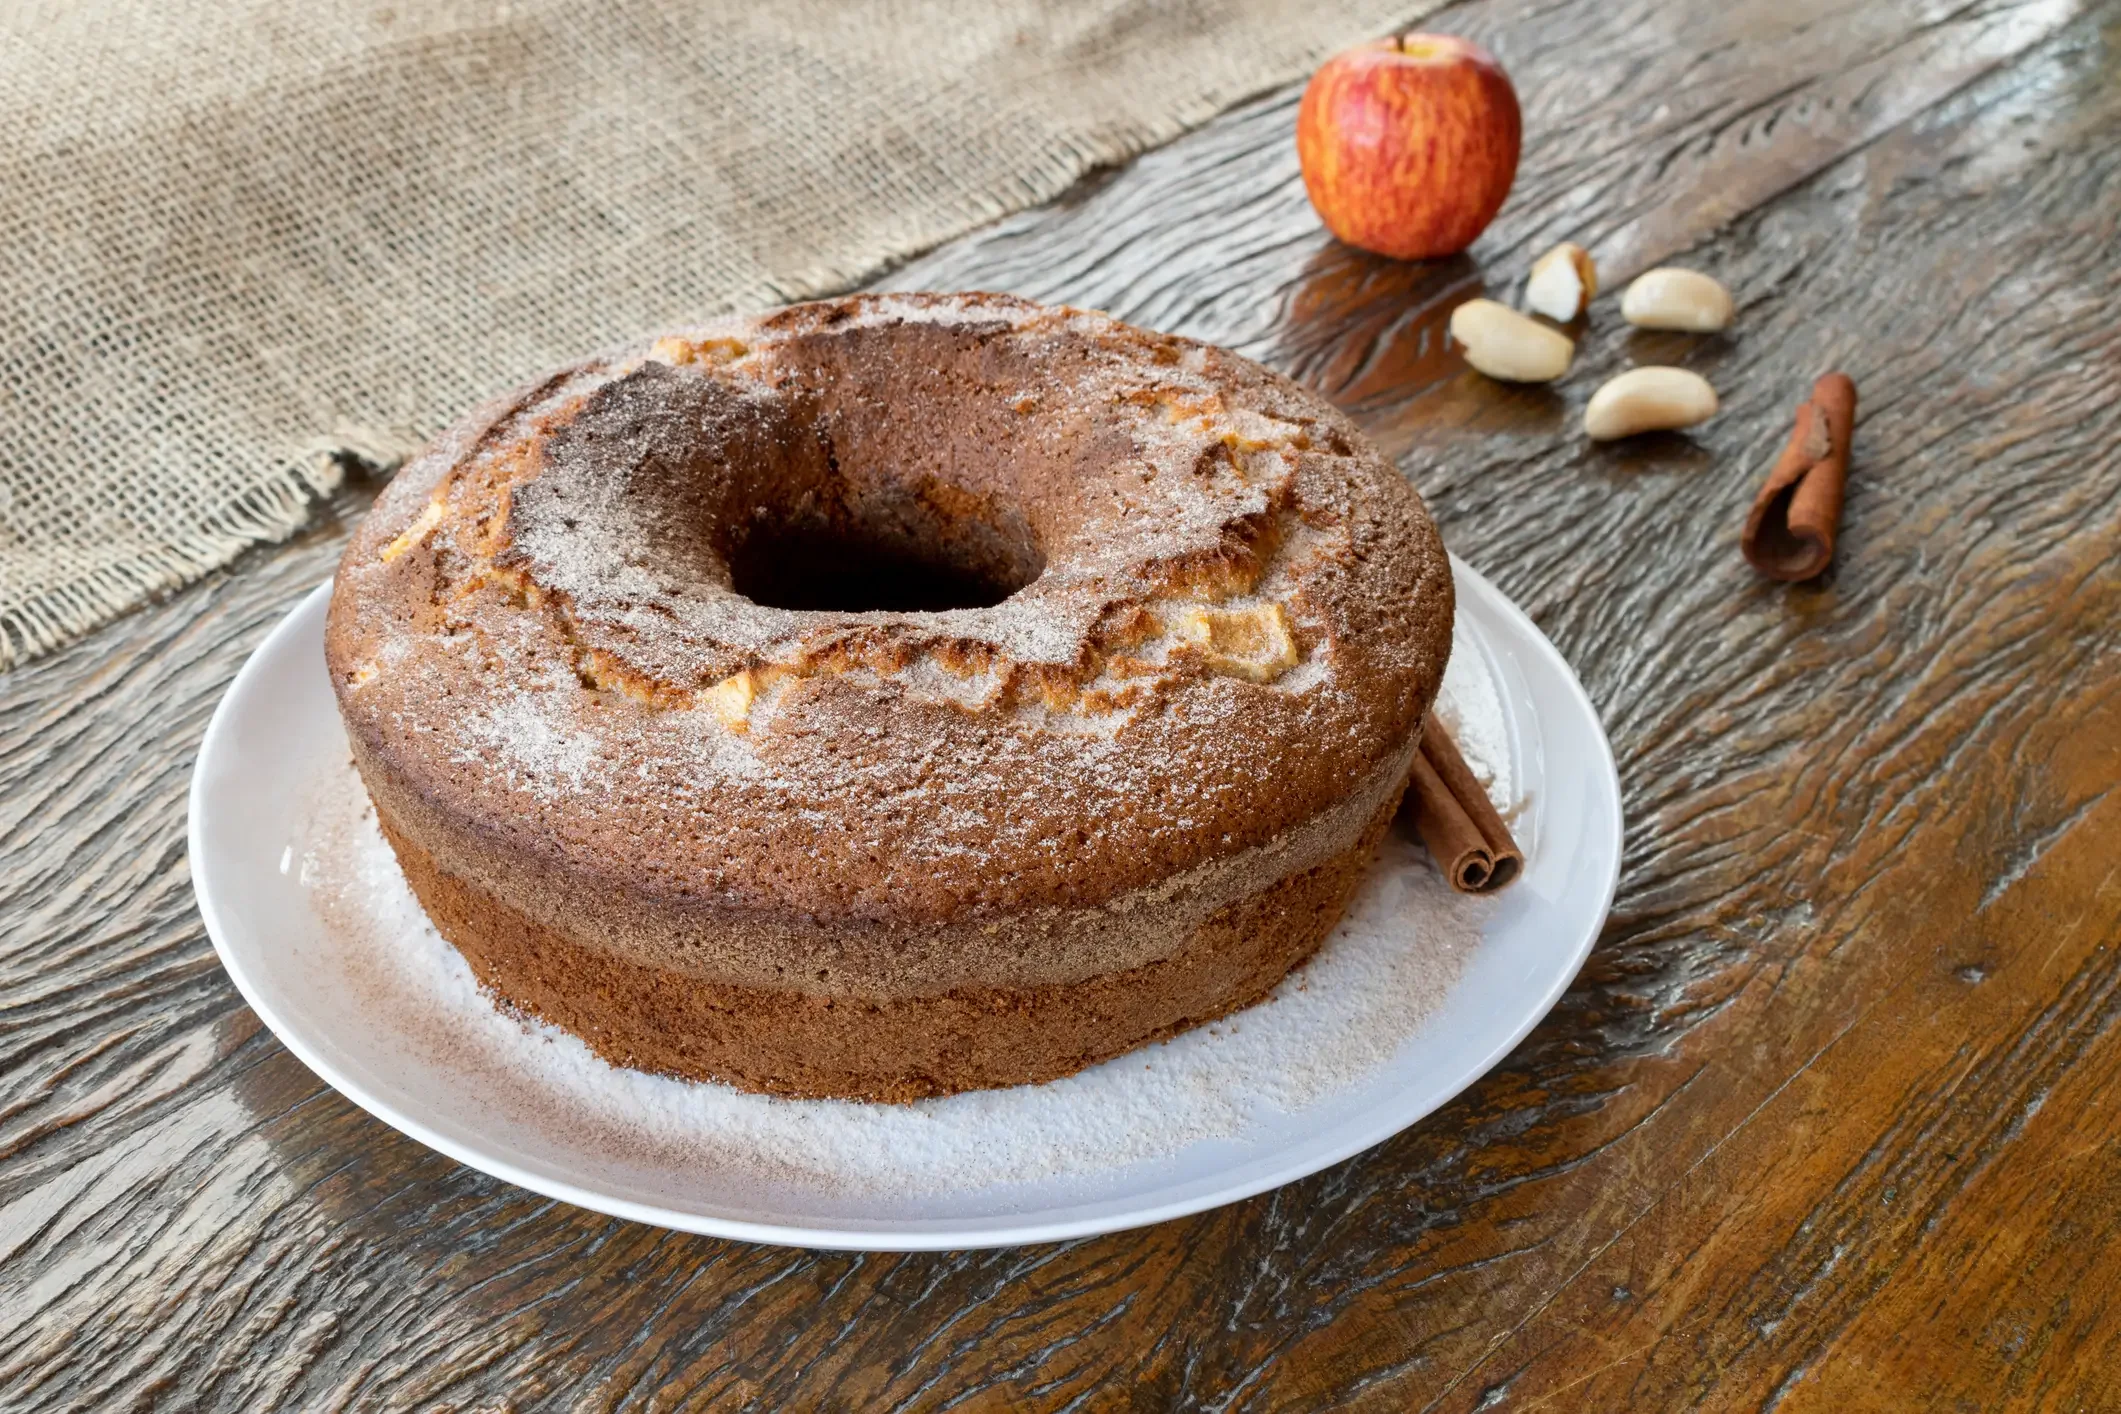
<box><xmin>2</xmin><ymin>0</ymin><xmax>2118</xmax><ymax>1407</ymax></box>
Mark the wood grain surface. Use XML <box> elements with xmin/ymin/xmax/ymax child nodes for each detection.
<box><xmin>5</xmin><ymin>0</ymin><xmax>2119</xmax><ymax>1407</ymax></box>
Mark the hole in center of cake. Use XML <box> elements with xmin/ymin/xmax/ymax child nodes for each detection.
<box><xmin>527</xmin><ymin>356</ymin><xmax>1056</xmax><ymax>615</ymax></box>
<box><xmin>728</xmin><ymin>514</ymin><xmax>1043</xmax><ymax>613</ymax></box>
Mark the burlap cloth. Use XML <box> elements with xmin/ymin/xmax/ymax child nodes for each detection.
<box><xmin>0</xmin><ymin>0</ymin><xmax>1439</xmax><ymax>669</ymax></box>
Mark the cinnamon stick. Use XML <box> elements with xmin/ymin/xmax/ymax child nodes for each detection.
<box><xmin>1409</xmin><ymin>714</ymin><xmax>1522</xmax><ymax>893</ymax></box>
<box><xmin>1743</xmin><ymin>372</ymin><xmax>1858</xmax><ymax>581</ymax></box>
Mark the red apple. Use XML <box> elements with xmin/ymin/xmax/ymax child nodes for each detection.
<box><xmin>1296</xmin><ymin>34</ymin><xmax>1522</xmax><ymax>261</ymax></box>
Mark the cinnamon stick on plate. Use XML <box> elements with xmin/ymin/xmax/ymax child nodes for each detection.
<box><xmin>1743</xmin><ymin>372</ymin><xmax>1858</xmax><ymax>581</ymax></box>
<box><xmin>1409</xmin><ymin>714</ymin><xmax>1522</xmax><ymax>892</ymax></box>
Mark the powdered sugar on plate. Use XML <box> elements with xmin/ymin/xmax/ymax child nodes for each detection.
<box><xmin>1435</xmin><ymin>612</ymin><xmax>1514</xmax><ymax>817</ymax></box>
<box><xmin>298</xmin><ymin>632</ymin><xmax>1513</xmax><ymax>1200</ymax></box>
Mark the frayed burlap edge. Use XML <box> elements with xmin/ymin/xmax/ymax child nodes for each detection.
<box><xmin>3</xmin><ymin>460</ymin><xmax>333</xmax><ymax>669</ymax></box>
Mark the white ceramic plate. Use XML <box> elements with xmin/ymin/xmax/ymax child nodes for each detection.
<box><xmin>190</xmin><ymin>557</ymin><xmax>1620</xmax><ymax>1250</ymax></box>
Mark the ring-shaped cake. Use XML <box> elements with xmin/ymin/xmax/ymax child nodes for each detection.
<box><xmin>325</xmin><ymin>293</ymin><xmax>1454</xmax><ymax>1100</ymax></box>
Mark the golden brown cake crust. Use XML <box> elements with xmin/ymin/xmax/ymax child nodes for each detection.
<box><xmin>325</xmin><ymin>293</ymin><xmax>1454</xmax><ymax>1096</ymax></box>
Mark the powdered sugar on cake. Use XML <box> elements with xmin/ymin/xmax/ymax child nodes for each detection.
<box><xmin>326</xmin><ymin>294</ymin><xmax>1457</xmax><ymax>930</ymax></box>
<box><xmin>298</xmin><ymin>616</ymin><xmax>1513</xmax><ymax>1199</ymax></box>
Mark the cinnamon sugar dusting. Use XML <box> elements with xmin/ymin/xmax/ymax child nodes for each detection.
<box><xmin>325</xmin><ymin>295</ymin><xmax>1454</xmax><ymax>932</ymax></box>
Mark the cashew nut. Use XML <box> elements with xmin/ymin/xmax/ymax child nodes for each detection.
<box><xmin>1620</xmin><ymin>268</ymin><xmax>1734</xmax><ymax>332</ymax></box>
<box><xmin>1449</xmin><ymin>299</ymin><xmax>1575</xmax><ymax>384</ymax></box>
<box><xmin>1583</xmin><ymin>367</ymin><xmax>1719</xmax><ymax>440</ymax></box>
<box><xmin>1524</xmin><ymin>243</ymin><xmax>1597</xmax><ymax>323</ymax></box>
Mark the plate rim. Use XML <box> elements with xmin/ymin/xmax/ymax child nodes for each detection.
<box><xmin>188</xmin><ymin>556</ymin><xmax>1621</xmax><ymax>1250</ymax></box>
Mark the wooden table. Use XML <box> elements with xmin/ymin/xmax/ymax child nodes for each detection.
<box><xmin>6</xmin><ymin>0</ymin><xmax>2118</xmax><ymax>1406</ymax></box>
